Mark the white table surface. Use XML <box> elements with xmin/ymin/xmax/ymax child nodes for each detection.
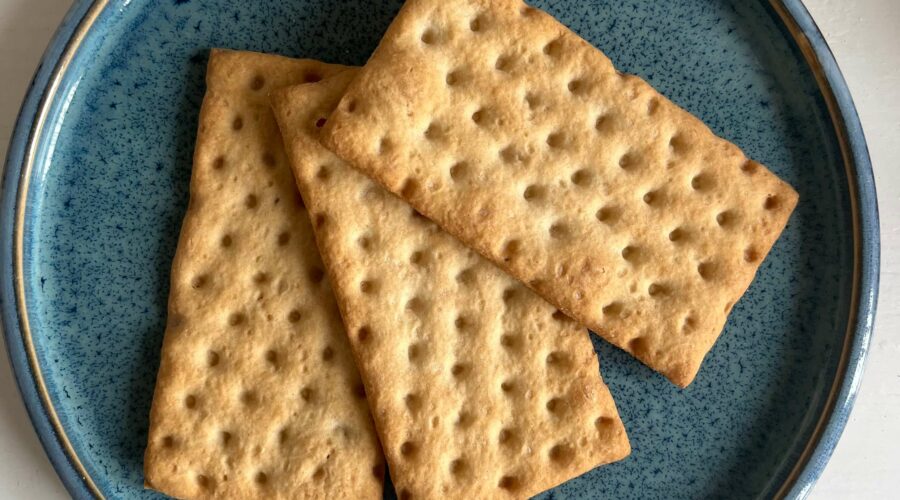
<box><xmin>1</xmin><ymin>0</ymin><xmax>897</xmax><ymax>498</ymax></box>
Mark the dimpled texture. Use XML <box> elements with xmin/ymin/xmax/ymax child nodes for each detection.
<box><xmin>143</xmin><ymin>50</ymin><xmax>383</xmax><ymax>499</ymax></box>
<box><xmin>322</xmin><ymin>0</ymin><xmax>799</xmax><ymax>387</ymax></box>
<box><xmin>271</xmin><ymin>71</ymin><xmax>630</xmax><ymax>499</ymax></box>
<box><xmin>18</xmin><ymin>1</ymin><xmax>858</xmax><ymax>498</ymax></box>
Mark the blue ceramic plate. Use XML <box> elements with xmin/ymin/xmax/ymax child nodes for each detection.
<box><xmin>1</xmin><ymin>0</ymin><xmax>879</xmax><ymax>498</ymax></box>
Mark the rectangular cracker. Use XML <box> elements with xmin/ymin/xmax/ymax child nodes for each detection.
<box><xmin>144</xmin><ymin>50</ymin><xmax>383</xmax><ymax>499</ymax></box>
<box><xmin>272</xmin><ymin>70</ymin><xmax>630</xmax><ymax>499</ymax></box>
<box><xmin>321</xmin><ymin>0</ymin><xmax>799</xmax><ymax>387</ymax></box>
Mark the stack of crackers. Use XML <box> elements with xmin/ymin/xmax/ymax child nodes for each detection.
<box><xmin>143</xmin><ymin>0</ymin><xmax>797</xmax><ymax>498</ymax></box>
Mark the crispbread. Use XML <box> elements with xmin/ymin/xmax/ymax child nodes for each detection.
<box><xmin>144</xmin><ymin>50</ymin><xmax>383</xmax><ymax>499</ymax></box>
<box><xmin>321</xmin><ymin>0</ymin><xmax>799</xmax><ymax>387</ymax></box>
<box><xmin>272</xmin><ymin>71</ymin><xmax>630</xmax><ymax>499</ymax></box>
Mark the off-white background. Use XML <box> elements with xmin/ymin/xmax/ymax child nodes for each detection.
<box><xmin>0</xmin><ymin>0</ymin><xmax>897</xmax><ymax>498</ymax></box>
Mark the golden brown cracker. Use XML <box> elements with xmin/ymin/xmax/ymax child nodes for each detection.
<box><xmin>144</xmin><ymin>50</ymin><xmax>383</xmax><ymax>499</ymax></box>
<box><xmin>321</xmin><ymin>0</ymin><xmax>798</xmax><ymax>387</ymax></box>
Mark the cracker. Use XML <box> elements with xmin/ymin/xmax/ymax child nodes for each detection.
<box><xmin>272</xmin><ymin>70</ymin><xmax>630</xmax><ymax>499</ymax></box>
<box><xmin>321</xmin><ymin>0</ymin><xmax>799</xmax><ymax>387</ymax></box>
<box><xmin>143</xmin><ymin>50</ymin><xmax>383</xmax><ymax>499</ymax></box>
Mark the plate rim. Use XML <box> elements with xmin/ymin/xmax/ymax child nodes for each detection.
<box><xmin>0</xmin><ymin>0</ymin><xmax>880</xmax><ymax>499</ymax></box>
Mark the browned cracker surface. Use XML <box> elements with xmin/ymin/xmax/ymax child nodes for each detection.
<box><xmin>272</xmin><ymin>70</ymin><xmax>630</xmax><ymax>500</ymax></box>
<box><xmin>144</xmin><ymin>50</ymin><xmax>383</xmax><ymax>499</ymax></box>
<box><xmin>321</xmin><ymin>0</ymin><xmax>799</xmax><ymax>387</ymax></box>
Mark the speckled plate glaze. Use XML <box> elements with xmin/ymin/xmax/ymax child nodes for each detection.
<box><xmin>1</xmin><ymin>0</ymin><xmax>879</xmax><ymax>498</ymax></box>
